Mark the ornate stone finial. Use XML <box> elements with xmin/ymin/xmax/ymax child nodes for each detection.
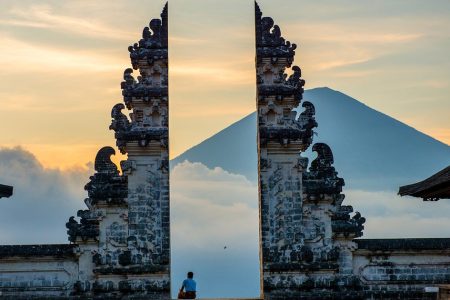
<box><xmin>110</xmin><ymin>103</ymin><xmax>130</xmax><ymax>133</ymax></box>
<box><xmin>84</xmin><ymin>147</ymin><xmax>127</xmax><ymax>206</ymax></box>
<box><xmin>128</xmin><ymin>3</ymin><xmax>168</xmax><ymax>69</ymax></box>
<box><xmin>297</xmin><ymin>101</ymin><xmax>317</xmax><ymax>147</ymax></box>
<box><xmin>121</xmin><ymin>68</ymin><xmax>136</xmax><ymax>93</ymax></box>
<box><xmin>300</xmin><ymin>101</ymin><xmax>315</xmax><ymax>118</ymax></box>
<box><xmin>332</xmin><ymin>209</ymin><xmax>366</xmax><ymax>238</ymax></box>
<box><xmin>303</xmin><ymin>143</ymin><xmax>344</xmax><ymax>196</ymax></box>
<box><xmin>287</xmin><ymin>66</ymin><xmax>305</xmax><ymax>89</ymax></box>
<box><xmin>255</xmin><ymin>1</ymin><xmax>296</xmax><ymax>63</ymax></box>
<box><xmin>94</xmin><ymin>147</ymin><xmax>118</xmax><ymax>174</ymax></box>
<box><xmin>310</xmin><ymin>143</ymin><xmax>334</xmax><ymax>171</ymax></box>
<box><xmin>65</xmin><ymin>215</ymin><xmax>99</xmax><ymax>243</ymax></box>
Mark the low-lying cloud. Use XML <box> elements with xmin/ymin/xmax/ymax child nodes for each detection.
<box><xmin>0</xmin><ymin>146</ymin><xmax>89</xmax><ymax>244</ymax></box>
<box><xmin>345</xmin><ymin>189</ymin><xmax>450</xmax><ymax>238</ymax></box>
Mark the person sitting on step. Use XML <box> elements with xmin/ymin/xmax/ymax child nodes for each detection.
<box><xmin>178</xmin><ymin>271</ymin><xmax>197</xmax><ymax>299</ymax></box>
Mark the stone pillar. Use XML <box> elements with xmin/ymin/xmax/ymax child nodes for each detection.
<box><xmin>65</xmin><ymin>5</ymin><xmax>170</xmax><ymax>298</ymax></box>
<box><xmin>111</xmin><ymin>4</ymin><xmax>170</xmax><ymax>298</ymax></box>
<box><xmin>255</xmin><ymin>3</ymin><xmax>317</xmax><ymax>298</ymax></box>
<box><xmin>255</xmin><ymin>3</ymin><xmax>366</xmax><ymax>299</ymax></box>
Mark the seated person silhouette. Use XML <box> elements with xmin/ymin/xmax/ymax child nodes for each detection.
<box><xmin>178</xmin><ymin>271</ymin><xmax>197</xmax><ymax>299</ymax></box>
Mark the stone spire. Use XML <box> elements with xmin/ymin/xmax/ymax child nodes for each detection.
<box><xmin>111</xmin><ymin>2</ymin><xmax>170</xmax><ymax>297</ymax></box>
<box><xmin>67</xmin><ymin>4</ymin><xmax>170</xmax><ymax>298</ymax></box>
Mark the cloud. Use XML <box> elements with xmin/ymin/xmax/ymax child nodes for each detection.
<box><xmin>344</xmin><ymin>189</ymin><xmax>450</xmax><ymax>238</ymax></box>
<box><xmin>315</xmin><ymin>57</ymin><xmax>373</xmax><ymax>71</ymax></box>
<box><xmin>3</xmin><ymin>4</ymin><xmax>133</xmax><ymax>41</ymax></box>
<box><xmin>0</xmin><ymin>146</ymin><xmax>90</xmax><ymax>244</ymax></box>
<box><xmin>0</xmin><ymin>34</ymin><xmax>123</xmax><ymax>73</ymax></box>
<box><xmin>169</xmin><ymin>36</ymin><xmax>208</xmax><ymax>46</ymax></box>
<box><xmin>0</xmin><ymin>143</ymin><xmax>120</xmax><ymax>171</ymax></box>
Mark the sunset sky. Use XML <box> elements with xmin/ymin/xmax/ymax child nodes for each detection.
<box><xmin>1</xmin><ymin>0</ymin><xmax>449</xmax><ymax>168</ymax></box>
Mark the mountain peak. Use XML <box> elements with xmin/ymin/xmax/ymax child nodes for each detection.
<box><xmin>173</xmin><ymin>88</ymin><xmax>450</xmax><ymax>191</ymax></box>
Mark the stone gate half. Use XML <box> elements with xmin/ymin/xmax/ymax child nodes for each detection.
<box><xmin>255</xmin><ymin>2</ymin><xmax>450</xmax><ymax>300</ymax></box>
<box><xmin>0</xmin><ymin>4</ymin><xmax>170</xmax><ymax>299</ymax></box>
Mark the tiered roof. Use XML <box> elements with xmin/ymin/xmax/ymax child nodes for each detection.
<box><xmin>399</xmin><ymin>166</ymin><xmax>450</xmax><ymax>201</ymax></box>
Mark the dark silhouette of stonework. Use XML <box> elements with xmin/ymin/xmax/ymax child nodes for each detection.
<box><xmin>0</xmin><ymin>2</ymin><xmax>449</xmax><ymax>299</ymax></box>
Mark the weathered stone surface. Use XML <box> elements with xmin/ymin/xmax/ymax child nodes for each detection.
<box><xmin>354</xmin><ymin>239</ymin><xmax>450</xmax><ymax>299</ymax></box>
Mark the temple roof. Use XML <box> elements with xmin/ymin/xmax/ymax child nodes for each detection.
<box><xmin>0</xmin><ymin>244</ymin><xmax>76</xmax><ymax>258</ymax></box>
<box><xmin>356</xmin><ymin>238</ymin><xmax>450</xmax><ymax>251</ymax></box>
<box><xmin>398</xmin><ymin>166</ymin><xmax>450</xmax><ymax>201</ymax></box>
<box><xmin>0</xmin><ymin>184</ymin><xmax>13</xmax><ymax>199</ymax></box>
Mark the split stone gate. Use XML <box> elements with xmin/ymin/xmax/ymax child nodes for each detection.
<box><xmin>0</xmin><ymin>3</ymin><xmax>449</xmax><ymax>299</ymax></box>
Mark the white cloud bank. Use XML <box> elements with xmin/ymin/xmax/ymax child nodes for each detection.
<box><xmin>1</xmin><ymin>147</ymin><xmax>449</xmax><ymax>298</ymax></box>
<box><xmin>345</xmin><ymin>189</ymin><xmax>450</xmax><ymax>238</ymax></box>
<box><xmin>0</xmin><ymin>147</ymin><xmax>89</xmax><ymax>244</ymax></box>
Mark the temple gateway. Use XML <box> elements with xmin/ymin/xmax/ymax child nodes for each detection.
<box><xmin>0</xmin><ymin>3</ymin><xmax>449</xmax><ymax>299</ymax></box>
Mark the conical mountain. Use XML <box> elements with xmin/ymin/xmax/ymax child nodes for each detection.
<box><xmin>172</xmin><ymin>87</ymin><xmax>450</xmax><ymax>191</ymax></box>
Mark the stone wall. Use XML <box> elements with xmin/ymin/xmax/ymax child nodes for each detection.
<box><xmin>0</xmin><ymin>245</ymin><xmax>77</xmax><ymax>298</ymax></box>
<box><xmin>354</xmin><ymin>239</ymin><xmax>450</xmax><ymax>299</ymax></box>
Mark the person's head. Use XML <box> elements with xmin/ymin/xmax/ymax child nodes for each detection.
<box><xmin>187</xmin><ymin>271</ymin><xmax>194</xmax><ymax>279</ymax></box>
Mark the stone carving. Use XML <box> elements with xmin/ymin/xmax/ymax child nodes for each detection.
<box><xmin>66</xmin><ymin>216</ymin><xmax>99</xmax><ymax>243</ymax></box>
<box><xmin>303</xmin><ymin>143</ymin><xmax>344</xmax><ymax>196</ymax></box>
<box><xmin>128</xmin><ymin>3</ymin><xmax>168</xmax><ymax>70</ymax></box>
<box><xmin>106</xmin><ymin>222</ymin><xmax>127</xmax><ymax>246</ymax></box>
<box><xmin>114</xmin><ymin>3</ymin><xmax>169</xmax><ymax>158</ymax></box>
<box><xmin>255</xmin><ymin>2</ymin><xmax>296</xmax><ymax>63</ymax></box>
<box><xmin>84</xmin><ymin>146</ymin><xmax>127</xmax><ymax>206</ymax></box>
<box><xmin>121</xmin><ymin>68</ymin><xmax>168</xmax><ymax>106</ymax></box>
<box><xmin>109</xmin><ymin>103</ymin><xmax>130</xmax><ymax>133</ymax></box>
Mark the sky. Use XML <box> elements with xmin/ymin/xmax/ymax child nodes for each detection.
<box><xmin>0</xmin><ymin>1</ymin><xmax>450</xmax><ymax>298</ymax></box>
<box><xmin>0</xmin><ymin>0</ymin><xmax>449</xmax><ymax>169</ymax></box>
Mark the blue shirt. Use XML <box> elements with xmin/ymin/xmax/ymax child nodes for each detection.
<box><xmin>182</xmin><ymin>278</ymin><xmax>196</xmax><ymax>292</ymax></box>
